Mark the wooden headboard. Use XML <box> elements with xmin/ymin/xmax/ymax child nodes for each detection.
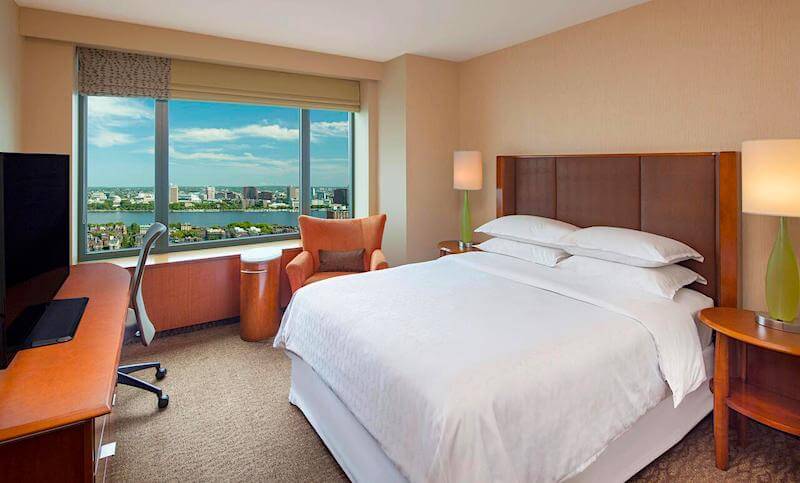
<box><xmin>496</xmin><ymin>152</ymin><xmax>739</xmax><ymax>307</ymax></box>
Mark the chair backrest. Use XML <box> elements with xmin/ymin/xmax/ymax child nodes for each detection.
<box><xmin>129</xmin><ymin>222</ymin><xmax>166</xmax><ymax>346</ymax></box>
<box><xmin>298</xmin><ymin>214</ymin><xmax>387</xmax><ymax>271</ymax></box>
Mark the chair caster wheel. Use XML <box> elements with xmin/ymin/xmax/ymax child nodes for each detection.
<box><xmin>158</xmin><ymin>394</ymin><xmax>169</xmax><ymax>409</ymax></box>
<box><xmin>156</xmin><ymin>367</ymin><xmax>167</xmax><ymax>380</ymax></box>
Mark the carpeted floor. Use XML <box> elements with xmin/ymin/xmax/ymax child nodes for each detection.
<box><xmin>111</xmin><ymin>323</ymin><xmax>800</xmax><ymax>482</ymax></box>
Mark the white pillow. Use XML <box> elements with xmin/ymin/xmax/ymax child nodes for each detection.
<box><xmin>475</xmin><ymin>215</ymin><xmax>578</xmax><ymax>247</ymax></box>
<box><xmin>560</xmin><ymin>226</ymin><xmax>703</xmax><ymax>268</ymax></box>
<box><xmin>558</xmin><ymin>256</ymin><xmax>707</xmax><ymax>299</ymax></box>
<box><xmin>477</xmin><ymin>238</ymin><xmax>570</xmax><ymax>267</ymax></box>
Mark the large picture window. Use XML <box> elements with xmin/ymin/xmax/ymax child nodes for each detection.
<box><xmin>79</xmin><ymin>97</ymin><xmax>354</xmax><ymax>260</ymax></box>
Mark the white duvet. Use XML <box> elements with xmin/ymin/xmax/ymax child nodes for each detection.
<box><xmin>274</xmin><ymin>252</ymin><xmax>709</xmax><ymax>482</ymax></box>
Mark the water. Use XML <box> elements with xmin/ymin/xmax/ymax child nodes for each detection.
<box><xmin>87</xmin><ymin>210</ymin><xmax>331</xmax><ymax>227</ymax></box>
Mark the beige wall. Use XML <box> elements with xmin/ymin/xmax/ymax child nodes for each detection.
<box><xmin>378</xmin><ymin>55</ymin><xmax>460</xmax><ymax>265</ymax></box>
<box><xmin>405</xmin><ymin>55</ymin><xmax>460</xmax><ymax>263</ymax></box>
<box><xmin>458</xmin><ymin>0</ymin><xmax>800</xmax><ymax>311</ymax></box>
<box><xmin>21</xmin><ymin>38</ymin><xmax>74</xmax><ymax>154</ymax></box>
<box><xmin>18</xmin><ymin>8</ymin><xmax>382</xmax><ymax>81</ymax></box>
<box><xmin>0</xmin><ymin>0</ymin><xmax>22</xmax><ymax>151</ymax></box>
<box><xmin>378</xmin><ymin>56</ymin><xmax>408</xmax><ymax>265</ymax></box>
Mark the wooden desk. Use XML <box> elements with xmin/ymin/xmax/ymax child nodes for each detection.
<box><xmin>699</xmin><ymin>307</ymin><xmax>800</xmax><ymax>471</ymax></box>
<box><xmin>0</xmin><ymin>263</ymin><xmax>130</xmax><ymax>482</ymax></box>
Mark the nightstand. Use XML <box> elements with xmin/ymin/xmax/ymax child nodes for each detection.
<box><xmin>698</xmin><ymin>307</ymin><xmax>800</xmax><ymax>470</ymax></box>
<box><xmin>438</xmin><ymin>240</ymin><xmax>481</xmax><ymax>257</ymax></box>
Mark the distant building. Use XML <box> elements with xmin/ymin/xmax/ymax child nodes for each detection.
<box><xmin>326</xmin><ymin>210</ymin><xmax>351</xmax><ymax>220</ymax></box>
<box><xmin>258</xmin><ymin>191</ymin><xmax>273</xmax><ymax>201</ymax></box>
<box><xmin>242</xmin><ymin>186</ymin><xmax>258</xmax><ymax>200</ymax></box>
<box><xmin>205</xmin><ymin>186</ymin><xmax>216</xmax><ymax>200</ymax></box>
<box><xmin>333</xmin><ymin>188</ymin><xmax>348</xmax><ymax>205</ymax></box>
<box><xmin>169</xmin><ymin>186</ymin><xmax>179</xmax><ymax>204</ymax></box>
<box><xmin>290</xmin><ymin>186</ymin><xmax>300</xmax><ymax>200</ymax></box>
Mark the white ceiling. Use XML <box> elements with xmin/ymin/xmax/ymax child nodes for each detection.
<box><xmin>16</xmin><ymin>0</ymin><xmax>649</xmax><ymax>62</ymax></box>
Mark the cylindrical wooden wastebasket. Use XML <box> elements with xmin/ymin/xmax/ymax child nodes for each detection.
<box><xmin>240</xmin><ymin>247</ymin><xmax>282</xmax><ymax>341</ymax></box>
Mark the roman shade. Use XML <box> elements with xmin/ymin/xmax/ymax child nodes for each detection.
<box><xmin>77</xmin><ymin>47</ymin><xmax>171</xmax><ymax>99</ymax></box>
<box><xmin>170</xmin><ymin>59</ymin><xmax>361</xmax><ymax>112</ymax></box>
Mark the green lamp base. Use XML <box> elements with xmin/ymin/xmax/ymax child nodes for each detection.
<box><xmin>762</xmin><ymin>216</ymin><xmax>800</xmax><ymax>329</ymax></box>
<box><xmin>460</xmin><ymin>190</ymin><xmax>472</xmax><ymax>246</ymax></box>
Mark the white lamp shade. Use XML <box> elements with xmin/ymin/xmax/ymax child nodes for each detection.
<box><xmin>742</xmin><ymin>139</ymin><xmax>800</xmax><ymax>217</ymax></box>
<box><xmin>453</xmin><ymin>151</ymin><xmax>483</xmax><ymax>190</ymax></box>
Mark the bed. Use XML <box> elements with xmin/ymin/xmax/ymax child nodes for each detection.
<box><xmin>275</xmin><ymin>152</ymin><xmax>740</xmax><ymax>482</ymax></box>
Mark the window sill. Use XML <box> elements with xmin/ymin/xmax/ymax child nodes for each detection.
<box><xmin>81</xmin><ymin>238</ymin><xmax>302</xmax><ymax>269</ymax></box>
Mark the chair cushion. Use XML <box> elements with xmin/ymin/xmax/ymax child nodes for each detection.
<box><xmin>303</xmin><ymin>271</ymin><xmax>360</xmax><ymax>286</ymax></box>
<box><xmin>318</xmin><ymin>248</ymin><xmax>366</xmax><ymax>272</ymax></box>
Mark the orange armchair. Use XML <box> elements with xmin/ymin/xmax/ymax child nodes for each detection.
<box><xmin>287</xmin><ymin>214</ymin><xmax>389</xmax><ymax>294</ymax></box>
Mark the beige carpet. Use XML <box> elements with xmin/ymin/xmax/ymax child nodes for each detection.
<box><xmin>111</xmin><ymin>323</ymin><xmax>800</xmax><ymax>482</ymax></box>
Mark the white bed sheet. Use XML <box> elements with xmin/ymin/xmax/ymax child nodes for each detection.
<box><xmin>274</xmin><ymin>252</ymin><xmax>710</xmax><ymax>482</ymax></box>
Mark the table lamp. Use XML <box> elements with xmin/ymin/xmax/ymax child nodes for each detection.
<box><xmin>743</xmin><ymin>139</ymin><xmax>800</xmax><ymax>332</ymax></box>
<box><xmin>453</xmin><ymin>151</ymin><xmax>483</xmax><ymax>248</ymax></box>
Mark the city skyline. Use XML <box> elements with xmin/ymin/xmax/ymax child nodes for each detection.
<box><xmin>87</xmin><ymin>97</ymin><xmax>352</xmax><ymax>188</ymax></box>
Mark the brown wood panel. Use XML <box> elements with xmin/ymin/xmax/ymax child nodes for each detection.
<box><xmin>130</xmin><ymin>247</ymin><xmax>301</xmax><ymax>331</ymax></box>
<box><xmin>496</xmin><ymin>151</ymin><xmax>739</xmax><ymax>307</ymax></box>
<box><xmin>496</xmin><ymin>156</ymin><xmax>516</xmax><ymax>217</ymax></box>
<box><xmin>555</xmin><ymin>156</ymin><xmax>640</xmax><ymax>229</ymax></box>
<box><xmin>188</xmin><ymin>257</ymin><xmax>240</xmax><ymax>326</ymax></box>
<box><xmin>0</xmin><ymin>420</ymin><xmax>95</xmax><ymax>482</ymax></box>
<box><xmin>746</xmin><ymin>345</ymin><xmax>800</xmax><ymax>401</ymax></box>
<box><xmin>717</xmin><ymin>152</ymin><xmax>740</xmax><ymax>309</ymax></box>
<box><xmin>0</xmin><ymin>264</ymin><xmax>129</xmax><ymax>441</ymax></box>
<box><xmin>137</xmin><ymin>262</ymin><xmax>191</xmax><ymax>331</ymax></box>
<box><xmin>515</xmin><ymin>157</ymin><xmax>556</xmax><ymax>217</ymax></box>
<box><xmin>714</xmin><ymin>333</ymin><xmax>730</xmax><ymax>469</ymax></box>
<box><xmin>641</xmin><ymin>155</ymin><xmax>717</xmax><ymax>298</ymax></box>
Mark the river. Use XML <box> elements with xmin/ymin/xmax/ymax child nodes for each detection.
<box><xmin>87</xmin><ymin>210</ymin><xmax>331</xmax><ymax>227</ymax></box>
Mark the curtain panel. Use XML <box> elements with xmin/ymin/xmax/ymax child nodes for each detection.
<box><xmin>170</xmin><ymin>60</ymin><xmax>361</xmax><ymax>112</ymax></box>
<box><xmin>77</xmin><ymin>47</ymin><xmax>171</xmax><ymax>99</ymax></box>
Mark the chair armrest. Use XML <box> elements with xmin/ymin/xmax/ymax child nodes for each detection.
<box><xmin>286</xmin><ymin>251</ymin><xmax>315</xmax><ymax>293</ymax></box>
<box><xmin>370</xmin><ymin>249</ymin><xmax>389</xmax><ymax>271</ymax></box>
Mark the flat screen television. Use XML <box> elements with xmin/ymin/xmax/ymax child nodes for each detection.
<box><xmin>0</xmin><ymin>153</ymin><xmax>86</xmax><ymax>369</ymax></box>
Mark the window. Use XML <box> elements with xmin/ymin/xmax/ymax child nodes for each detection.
<box><xmin>309</xmin><ymin>109</ymin><xmax>353</xmax><ymax>219</ymax></box>
<box><xmin>83</xmin><ymin>96</ymin><xmax>156</xmax><ymax>253</ymax></box>
<box><xmin>79</xmin><ymin>97</ymin><xmax>354</xmax><ymax>260</ymax></box>
<box><xmin>168</xmin><ymin>100</ymin><xmax>301</xmax><ymax>246</ymax></box>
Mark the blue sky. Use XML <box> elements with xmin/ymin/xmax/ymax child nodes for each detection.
<box><xmin>87</xmin><ymin>97</ymin><xmax>351</xmax><ymax>188</ymax></box>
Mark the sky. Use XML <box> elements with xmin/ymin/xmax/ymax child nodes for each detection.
<box><xmin>86</xmin><ymin>96</ymin><xmax>351</xmax><ymax>188</ymax></box>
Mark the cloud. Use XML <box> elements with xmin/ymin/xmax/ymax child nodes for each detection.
<box><xmin>88</xmin><ymin>97</ymin><xmax>153</xmax><ymax>120</ymax></box>
<box><xmin>168</xmin><ymin>147</ymin><xmax>298</xmax><ymax>170</ymax></box>
<box><xmin>311</xmin><ymin>121</ymin><xmax>349</xmax><ymax>140</ymax></box>
<box><xmin>171</xmin><ymin>122</ymin><xmax>299</xmax><ymax>143</ymax></box>
<box><xmin>89</xmin><ymin>127</ymin><xmax>137</xmax><ymax>148</ymax></box>
<box><xmin>170</xmin><ymin>120</ymin><xmax>348</xmax><ymax>145</ymax></box>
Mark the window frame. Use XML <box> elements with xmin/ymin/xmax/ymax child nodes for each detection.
<box><xmin>77</xmin><ymin>95</ymin><xmax>355</xmax><ymax>261</ymax></box>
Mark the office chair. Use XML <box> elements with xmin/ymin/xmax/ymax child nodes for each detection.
<box><xmin>117</xmin><ymin>222</ymin><xmax>170</xmax><ymax>409</ymax></box>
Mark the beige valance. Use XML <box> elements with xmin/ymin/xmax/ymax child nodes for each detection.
<box><xmin>77</xmin><ymin>47</ymin><xmax>170</xmax><ymax>99</ymax></box>
<box><xmin>170</xmin><ymin>60</ymin><xmax>360</xmax><ymax>112</ymax></box>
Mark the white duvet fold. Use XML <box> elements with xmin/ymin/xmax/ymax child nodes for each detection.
<box><xmin>274</xmin><ymin>252</ymin><xmax>708</xmax><ymax>482</ymax></box>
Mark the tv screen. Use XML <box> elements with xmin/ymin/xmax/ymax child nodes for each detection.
<box><xmin>0</xmin><ymin>153</ymin><xmax>70</xmax><ymax>368</ymax></box>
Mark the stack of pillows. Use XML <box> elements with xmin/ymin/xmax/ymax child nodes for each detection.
<box><xmin>475</xmin><ymin>215</ymin><xmax>706</xmax><ymax>300</ymax></box>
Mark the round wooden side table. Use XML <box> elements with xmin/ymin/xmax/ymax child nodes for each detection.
<box><xmin>438</xmin><ymin>240</ymin><xmax>481</xmax><ymax>257</ymax></box>
<box><xmin>239</xmin><ymin>247</ymin><xmax>282</xmax><ymax>341</ymax></box>
<box><xmin>698</xmin><ymin>307</ymin><xmax>800</xmax><ymax>470</ymax></box>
